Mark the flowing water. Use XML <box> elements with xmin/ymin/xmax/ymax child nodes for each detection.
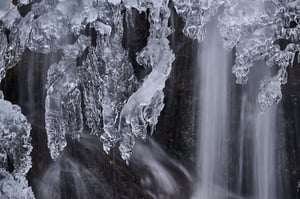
<box><xmin>192</xmin><ymin>17</ymin><xmax>231</xmax><ymax>199</ymax></box>
<box><xmin>235</xmin><ymin>59</ymin><xmax>289</xmax><ymax>199</ymax></box>
<box><xmin>247</xmin><ymin>62</ymin><xmax>287</xmax><ymax>199</ymax></box>
<box><xmin>191</xmin><ymin>18</ymin><xmax>288</xmax><ymax>199</ymax></box>
<box><xmin>253</xmin><ymin>106</ymin><xmax>278</xmax><ymax>199</ymax></box>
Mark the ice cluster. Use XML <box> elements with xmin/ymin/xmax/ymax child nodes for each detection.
<box><xmin>0</xmin><ymin>91</ymin><xmax>34</xmax><ymax>198</ymax></box>
<box><xmin>173</xmin><ymin>0</ymin><xmax>224</xmax><ymax>42</ymax></box>
<box><xmin>0</xmin><ymin>0</ymin><xmax>174</xmax><ymax>161</ymax></box>
<box><xmin>41</xmin><ymin>0</ymin><xmax>174</xmax><ymax>161</ymax></box>
<box><xmin>218</xmin><ymin>0</ymin><xmax>296</xmax><ymax>112</ymax></box>
<box><xmin>172</xmin><ymin>0</ymin><xmax>299</xmax><ymax>111</ymax></box>
<box><xmin>0</xmin><ymin>0</ymin><xmax>300</xmax><ymax>177</ymax></box>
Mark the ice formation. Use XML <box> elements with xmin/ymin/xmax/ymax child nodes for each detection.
<box><xmin>0</xmin><ymin>0</ymin><xmax>300</xmax><ymax>179</ymax></box>
<box><xmin>45</xmin><ymin>35</ymin><xmax>89</xmax><ymax>159</ymax></box>
<box><xmin>0</xmin><ymin>91</ymin><xmax>34</xmax><ymax>198</ymax></box>
<box><xmin>173</xmin><ymin>0</ymin><xmax>224</xmax><ymax>42</ymax></box>
<box><xmin>172</xmin><ymin>0</ymin><xmax>299</xmax><ymax>111</ymax></box>
<box><xmin>218</xmin><ymin>0</ymin><xmax>295</xmax><ymax>111</ymax></box>
<box><xmin>41</xmin><ymin>0</ymin><xmax>175</xmax><ymax>160</ymax></box>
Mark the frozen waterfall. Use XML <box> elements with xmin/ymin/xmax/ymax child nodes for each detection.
<box><xmin>0</xmin><ymin>0</ymin><xmax>299</xmax><ymax>198</ymax></box>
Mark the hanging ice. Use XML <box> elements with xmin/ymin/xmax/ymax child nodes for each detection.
<box><xmin>172</xmin><ymin>0</ymin><xmax>300</xmax><ymax>111</ymax></box>
<box><xmin>218</xmin><ymin>0</ymin><xmax>300</xmax><ymax>110</ymax></box>
<box><xmin>0</xmin><ymin>2</ymin><xmax>35</xmax><ymax>198</ymax></box>
<box><xmin>173</xmin><ymin>0</ymin><xmax>225</xmax><ymax>42</ymax></box>
<box><xmin>119</xmin><ymin>38</ymin><xmax>175</xmax><ymax>161</ymax></box>
<box><xmin>42</xmin><ymin>0</ymin><xmax>175</xmax><ymax>161</ymax></box>
<box><xmin>84</xmin><ymin>3</ymin><xmax>138</xmax><ymax>156</ymax></box>
<box><xmin>119</xmin><ymin>1</ymin><xmax>174</xmax><ymax>161</ymax></box>
<box><xmin>45</xmin><ymin>36</ymin><xmax>89</xmax><ymax>159</ymax></box>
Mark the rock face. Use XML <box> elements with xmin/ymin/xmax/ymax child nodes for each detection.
<box><xmin>154</xmin><ymin>5</ymin><xmax>196</xmax><ymax>168</ymax></box>
<box><xmin>282</xmin><ymin>62</ymin><xmax>300</xmax><ymax>199</ymax></box>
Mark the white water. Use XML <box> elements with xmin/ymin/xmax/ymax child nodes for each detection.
<box><xmin>192</xmin><ymin>17</ymin><xmax>286</xmax><ymax>198</ymax></box>
<box><xmin>254</xmin><ymin>106</ymin><xmax>277</xmax><ymax>199</ymax></box>
<box><xmin>132</xmin><ymin>139</ymin><xmax>192</xmax><ymax>199</ymax></box>
<box><xmin>237</xmin><ymin>61</ymin><xmax>284</xmax><ymax>199</ymax></box>
<box><xmin>251</xmin><ymin>62</ymin><xmax>280</xmax><ymax>199</ymax></box>
<box><xmin>192</xmin><ymin>18</ymin><xmax>231</xmax><ymax>199</ymax></box>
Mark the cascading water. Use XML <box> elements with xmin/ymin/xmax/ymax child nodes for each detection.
<box><xmin>253</xmin><ymin>105</ymin><xmax>278</xmax><ymax>199</ymax></box>
<box><xmin>192</xmin><ymin>37</ymin><xmax>287</xmax><ymax>199</ymax></box>
<box><xmin>236</xmin><ymin>61</ymin><xmax>288</xmax><ymax>199</ymax></box>
<box><xmin>192</xmin><ymin>17</ymin><xmax>231</xmax><ymax>199</ymax></box>
<box><xmin>252</xmin><ymin>63</ymin><xmax>279</xmax><ymax>199</ymax></box>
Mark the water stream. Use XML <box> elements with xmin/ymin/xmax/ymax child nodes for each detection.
<box><xmin>191</xmin><ymin>17</ymin><xmax>288</xmax><ymax>199</ymax></box>
<box><xmin>192</xmin><ymin>17</ymin><xmax>231</xmax><ymax>199</ymax></box>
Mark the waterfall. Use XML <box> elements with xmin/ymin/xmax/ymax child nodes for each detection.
<box><xmin>192</xmin><ymin>18</ymin><xmax>288</xmax><ymax>199</ymax></box>
<box><xmin>253</xmin><ymin>106</ymin><xmax>278</xmax><ymax>199</ymax></box>
<box><xmin>248</xmin><ymin>62</ymin><xmax>286</xmax><ymax>199</ymax></box>
<box><xmin>233</xmin><ymin>61</ymin><xmax>288</xmax><ymax>199</ymax></box>
<box><xmin>192</xmin><ymin>17</ymin><xmax>231</xmax><ymax>199</ymax></box>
